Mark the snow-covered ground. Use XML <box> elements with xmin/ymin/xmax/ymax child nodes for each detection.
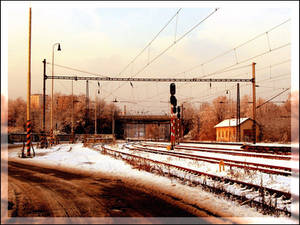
<box><xmin>135</xmin><ymin>143</ymin><xmax>292</xmax><ymax>167</ymax></box>
<box><xmin>109</xmin><ymin>143</ymin><xmax>291</xmax><ymax>193</ymax></box>
<box><xmin>7</xmin><ymin>143</ymin><xmax>299</xmax><ymax>223</ymax></box>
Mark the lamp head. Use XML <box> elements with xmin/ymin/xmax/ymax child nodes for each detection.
<box><xmin>57</xmin><ymin>43</ymin><xmax>61</xmax><ymax>51</ymax></box>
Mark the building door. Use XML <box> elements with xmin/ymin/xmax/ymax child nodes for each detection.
<box><xmin>243</xmin><ymin>129</ymin><xmax>253</xmax><ymax>142</ymax></box>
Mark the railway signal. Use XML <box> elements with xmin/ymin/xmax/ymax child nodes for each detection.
<box><xmin>170</xmin><ymin>95</ymin><xmax>177</xmax><ymax>107</ymax></box>
<box><xmin>170</xmin><ymin>83</ymin><xmax>176</xmax><ymax>95</ymax></box>
<box><xmin>177</xmin><ymin>106</ymin><xmax>180</xmax><ymax>119</ymax></box>
<box><xmin>170</xmin><ymin>83</ymin><xmax>177</xmax><ymax>150</ymax></box>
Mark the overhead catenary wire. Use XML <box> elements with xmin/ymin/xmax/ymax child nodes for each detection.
<box><xmin>144</xmin><ymin>69</ymin><xmax>290</xmax><ymax>106</ymax></box>
<box><xmin>174</xmin><ymin>42</ymin><xmax>290</xmax><ymax>94</ymax></box>
<box><xmin>256</xmin><ymin>59</ymin><xmax>290</xmax><ymax>72</ymax></box>
<box><xmin>197</xmin><ymin>43</ymin><xmax>290</xmax><ymax>79</ymax></box>
<box><xmin>102</xmin><ymin>8</ymin><xmax>220</xmax><ymax>101</ymax></box>
<box><xmin>256</xmin><ymin>88</ymin><xmax>290</xmax><ymax>109</ymax></box>
<box><xmin>133</xmin><ymin>8</ymin><xmax>219</xmax><ymax>78</ymax></box>
<box><xmin>46</xmin><ymin>13</ymin><xmax>290</xmax><ymax>114</ymax></box>
<box><xmin>136</xmin><ymin>69</ymin><xmax>290</xmax><ymax>108</ymax></box>
<box><xmin>118</xmin><ymin>8</ymin><xmax>182</xmax><ymax>77</ymax></box>
<box><xmin>172</xmin><ymin>18</ymin><xmax>291</xmax><ymax>77</ymax></box>
<box><xmin>47</xmin><ymin>20</ymin><xmax>290</xmax><ymax>108</ymax></box>
<box><xmin>46</xmin><ymin>62</ymin><xmax>109</xmax><ymax>78</ymax></box>
<box><xmin>139</xmin><ymin>62</ymin><xmax>252</xmax><ymax>103</ymax></box>
<box><xmin>174</xmin><ymin>34</ymin><xmax>290</xmax><ymax>93</ymax></box>
<box><xmin>47</xmin><ymin>17</ymin><xmax>290</xmax><ymax>111</ymax></box>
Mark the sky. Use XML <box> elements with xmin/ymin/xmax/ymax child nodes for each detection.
<box><xmin>2</xmin><ymin>1</ymin><xmax>299</xmax><ymax>114</ymax></box>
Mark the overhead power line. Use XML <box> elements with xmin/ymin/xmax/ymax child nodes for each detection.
<box><xmin>197</xmin><ymin>43</ymin><xmax>290</xmax><ymax>79</ymax></box>
<box><xmin>46</xmin><ymin>62</ymin><xmax>109</xmax><ymax>78</ymax></box>
<box><xmin>256</xmin><ymin>88</ymin><xmax>290</xmax><ymax>109</ymax></box>
<box><xmin>174</xmin><ymin>42</ymin><xmax>290</xmax><ymax>93</ymax></box>
<box><xmin>118</xmin><ymin>8</ymin><xmax>182</xmax><ymax>76</ymax></box>
<box><xmin>133</xmin><ymin>8</ymin><xmax>219</xmax><ymax>78</ymax></box>
<box><xmin>173</xmin><ymin>18</ymin><xmax>291</xmax><ymax>77</ymax></box>
<box><xmin>103</xmin><ymin>8</ymin><xmax>220</xmax><ymax>100</ymax></box>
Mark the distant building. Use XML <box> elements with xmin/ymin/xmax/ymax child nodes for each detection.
<box><xmin>31</xmin><ymin>94</ymin><xmax>48</xmax><ymax>109</ymax></box>
<box><xmin>214</xmin><ymin>118</ymin><xmax>260</xmax><ymax>142</ymax></box>
<box><xmin>31</xmin><ymin>94</ymin><xmax>43</xmax><ymax>109</ymax></box>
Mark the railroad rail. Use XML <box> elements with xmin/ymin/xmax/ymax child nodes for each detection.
<box><xmin>127</xmin><ymin>144</ymin><xmax>291</xmax><ymax>176</ymax></box>
<box><xmin>140</xmin><ymin>143</ymin><xmax>291</xmax><ymax>160</ymax></box>
<box><xmin>127</xmin><ymin>139</ymin><xmax>291</xmax><ymax>155</ymax></box>
<box><xmin>241</xmin><ymin>144</ymin><xmax>291</xmax><ymax>155</ymax></box>
<box><xmin>92</xmin><ymin>144</ymin><xmax>291</xmax><ymax>215</ymax></box>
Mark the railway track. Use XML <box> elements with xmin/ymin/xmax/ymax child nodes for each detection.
<box><xmin>127</xmin><ymin>140</ymin><xmax>291</xmax><ymax>155</ymax></box>
<box><xmin>140</xmin><ymin>143</ymin><xmax>291</xmax><ymax>160</ymax></box>
<box><xmin>128</xmin><ymin>144</ymin><xmax>291</xmax><ymax>176</ymax></box>
<box><xmin>92</xmin><ymin>144</ymin><xmax>291</xmax><ymax>215</ymax></box>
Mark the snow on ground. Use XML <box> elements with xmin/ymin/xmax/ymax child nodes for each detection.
<box><xmin>143</xmin><ymin>142</ymin><xmax>292</xmax><ymax>167</ymax></box>
<box><xmin>142</xmin><ymin>141</ymin><xmax>299</xmax><ymax>172</ymax></box>
<box><xmin>7</xmin><ymin>143</ymin><xmax>298</xmax><ymax>223</ymax></box>
<box><xmin>104</xmin><ymin>143</ymin><xmax>294</xmax><ymax>213</ymax></box>
<box><xmin>111</xmin><ymin>143</ymin><xmax>291</xmax><ymax>193</ymax></box>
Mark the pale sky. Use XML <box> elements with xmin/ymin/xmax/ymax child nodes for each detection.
<box><xmin>2</xmin><ymin>1</ymin><xmax>299</xmax><ymax>114</ymax></box>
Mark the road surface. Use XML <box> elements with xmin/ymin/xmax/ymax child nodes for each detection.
<box><xmin>7</xmin><ymin>160</ymin><xmax>215</xmax><ymax>218</ymax></box>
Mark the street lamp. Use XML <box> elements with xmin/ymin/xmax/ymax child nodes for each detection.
<box><xmin>225</xmin><ymin>89</ymin><xmax>233</xmax><ymax>119</ymax></box>
<box><xmin>226</xmin><ymin>89</ymin><xmax>233</xmax><ymax>141</ymax></box>
<box><xmin>51</xmin><ymin>43</ymin><xmax>61</xmax><ymax>135</ymax></box>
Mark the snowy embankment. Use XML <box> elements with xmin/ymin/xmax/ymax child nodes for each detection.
<box><xmin>7</xmin><ymin>143</ymin><xmax>298</xmax><ymax>223</ymax></box>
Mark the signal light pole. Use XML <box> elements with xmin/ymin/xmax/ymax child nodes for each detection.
<box><xmin>170</xmin><ymin>83</ymin><xmax>177</xmax><ymax>150</ymax></box>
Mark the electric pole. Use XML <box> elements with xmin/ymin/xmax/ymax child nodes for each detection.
<box><xmin>236</xmin><ymin>83</ymin><xmax>240</xmax><ymax>142</ymax></box>
<box><xmin>25</xmin><ymin>7</ymin><xmax>32</xmax><ymax>157</ymax></box>
<box><xmin>252</xmin><ymin>62</ymin><xmax>256</xmax><ymax>144</ymax></box>
<box><xmin>41</xmin><ymin>59</ymin><xmax>47</xmax><ymax>148</ymax></box>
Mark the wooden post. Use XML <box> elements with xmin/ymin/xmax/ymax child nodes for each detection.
<box><xmin>25</xmin><ymin>7</ymin><xmax>32</xmax><ymax>157</ymax></box>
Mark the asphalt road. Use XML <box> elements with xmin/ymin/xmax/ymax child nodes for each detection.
<box><xmin>7</xmin><ymin>160</ymin><xmax>210</xmax><ymax>218</ymax></box>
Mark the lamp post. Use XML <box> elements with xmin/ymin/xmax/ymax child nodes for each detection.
<box><xmin>112</xmin><ymin>98</ymin><xmax>118</xmax><ymax>136</ymax></box>
<box><xmin>226</xmin><ymin>89</ymin><xmax>233</xmax><ymax>141</ymax></box>
<box><xmin>51</xmin><ymin>43</ymin><xmax>61</xmax><ymax>136</ymax></box>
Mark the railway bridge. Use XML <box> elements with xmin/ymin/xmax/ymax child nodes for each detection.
<box><xmin>116</xmin><ymin>115</ymin><xmax>171</xmax><ymax>141</ymax></box>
